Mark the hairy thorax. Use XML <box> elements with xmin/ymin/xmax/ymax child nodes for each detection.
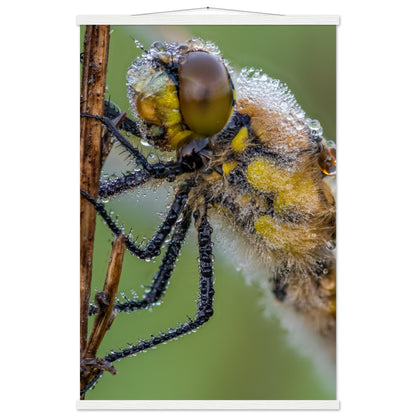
<box><xmin>187</xmin><ymin>95</ymin><xmax>336</xmax><ymax>350</ymax></box>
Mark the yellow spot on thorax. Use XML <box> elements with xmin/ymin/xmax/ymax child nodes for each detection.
<box><xmin>246</xmin><ymin>158</ymin><xmax>320</xmax><ymax>213</ymax></box>
<box><xmin>168</xmin><ymin>129</ymin><xmax>193</xmax><ymax>149</ymax></box>
<box><xmin>231</xmin><ymin>127</ymin><xmax>249</xmax><ymax>153</ymax></box>
<box><xmin>209</xmin><ymin>171</ymin><xmax>221</xmax><ymax>180</ymax></box>
<box><xmin>254</xmin><ymin>215</ymin><xmax>318</xmax><ymax>255</ymax></box>
<box><xmin>222</xmin><ymin>160</ymin><xmax>238</xmax><ymax>176</ymax></box>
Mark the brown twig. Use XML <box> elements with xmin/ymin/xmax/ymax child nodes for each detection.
<box><xmin>80</xmin><ymin>25</ymin><xmax>119</xmax><ymax>398</ymax></box>
<box><xmin>80</xmin><ymin>25</ymin><xmax>110</xmax><ymax>356</ymax></box>
<box><xmin>79</xmin><ymin>25</ymin><xmax>132</xmax><ymax>398</ymax></box>
<box><xmin>80</xmin><ymin>235</ymin><xmax>125</xmax><ymax>397</ymax></box>
<box><xmin>84</xmin><ymin>235</ymin><xmax>125</xmax><ymax>359</ymax></box>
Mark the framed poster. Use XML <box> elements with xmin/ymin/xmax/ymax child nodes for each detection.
<box><xmin>78</xmin><ymin>8</ymin><xmax>338</xmax><ymax>409</ymax></box>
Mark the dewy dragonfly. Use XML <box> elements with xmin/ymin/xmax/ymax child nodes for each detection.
<box><xmin>81</xmin><ymin>29</ymin><xmax>336</xmax><ymax>399</ymax></box>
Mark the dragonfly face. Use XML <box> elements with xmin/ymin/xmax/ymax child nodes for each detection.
<box><xmin>126</xmin><ymin>39</ymin><xmax>236</xmax><ymax>150</ymax></box>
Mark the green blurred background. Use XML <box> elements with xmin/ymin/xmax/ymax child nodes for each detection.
<box><xmin>82</xmin><ymin>25</ymin><xmax>336</xmax><ymax>400</ymax></box>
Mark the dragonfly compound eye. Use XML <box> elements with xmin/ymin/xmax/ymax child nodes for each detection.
<box><xmin>178</xmin><ymin>51</ymin><xmax>234</xmax><ymax>137</ymax></box>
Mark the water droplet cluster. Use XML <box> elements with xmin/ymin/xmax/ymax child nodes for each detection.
<box><xmin>236</xmin><ymin>68</ymin><xmax>308</xmax><ymax>138</ymax></box>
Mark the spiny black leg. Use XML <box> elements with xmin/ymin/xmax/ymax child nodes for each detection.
<box><xmin>81</xmin><ymin>113</ymin><xmax>199</xmax><ymax>181</ymax></box>
<box><xmin>81</xmin><ymin>205</ymin><xmax>214</xmax><ymax>396</ymax></box>
<box><xmin>104</xmin><ymin>206</ymin><xmax>214</xmax><ymax>362</ymax></box>
<box><xmin>80</xmin><ymin>371</ymin><xmax>103</xmax><ymax>396</ymax></box>
<box><xmin>104</xmin><ymin>100</ymin><xmax>142</xmax><ymax>138</ymax></box>
<box><xmin>89</xmin><ymin>207</ymin><xmax>192</xmax><ymax>315</ymax></box>
<box><xmin>98</xmin><ymin>170</ymin><xmax>151</xmax><ymax>199</ymax></box>
<box><xmin>81</xmin><ymin>183</ymin><xmax>190</xmax><ymax>260</ymax></box>
<box><xmin>81</xmin><ymin>113</ymin><xmax>150</xmax><ymax>170</ymax></box>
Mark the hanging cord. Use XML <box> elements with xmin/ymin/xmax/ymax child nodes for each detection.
<box><xmin>130</xmin><ymin>6</ymin><xmax>284</xmax><ymax>17</ymax></box>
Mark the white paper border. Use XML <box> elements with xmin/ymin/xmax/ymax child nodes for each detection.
<box><xmin>78</xmin><ymin>8</ymin><xmax>339</xmax><ymax>410</ymax></box>
<box><xmin>77</xmin><ymin>399</ymin><xmax>340</xmax><ymax>410</ymax></box>
<box><xmin>76</xmin><ymin>10</ymin><xmax>339</xmax><ymax>26</ymax></box>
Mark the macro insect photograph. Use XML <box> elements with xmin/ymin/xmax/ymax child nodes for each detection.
<box><xmin>80</xmin><ymin>23</ymin><xmax>336</xmax><ymax>401</ymax></box>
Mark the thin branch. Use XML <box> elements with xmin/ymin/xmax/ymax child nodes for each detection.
<box><xmin>80</xmin><ymin>25</ymin><xmax>110</xmax><ymax>356</ymax></box>
<box><xmin>80</xmin><ymin>235</ymin><xmax>125</xmax><ymax>397</ymax></box>
<box><xmin>84</xmin><ymin>235</ymin><xmax>125</xmax><ymax>359</ymax></box>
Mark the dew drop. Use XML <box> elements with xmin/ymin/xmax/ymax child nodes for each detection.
<box><xmin>134</xmin><ymin>39</ymin><xmax>145</xmax><ymax>50</ymax></box>
<box><xmin>326</xmin><ymin>240</ymin><xmax>336</xmax><ymax>250</ymax></box>
<box><xmin>140</xmin><ymin>139</ymin><xmax>151</xmax><ymax>147</ymax></box>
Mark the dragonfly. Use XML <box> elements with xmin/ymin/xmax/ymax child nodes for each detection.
<box><xmin>81</xmin><ymin>32</ymin><xmax>336</xmax><ymax>399</ymax></box>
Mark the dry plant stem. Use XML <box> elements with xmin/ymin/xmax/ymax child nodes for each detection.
<box><xmin>80</xmin><ymin>236</ymin><xmax>125</xmax><ymax>397</ymax></box>
<box><xmin>84</xmin><ymin>235</ymin><xmax>125</xmax><ymax>359</ymax></box>
<box><xmin>80</xmin><ymin>25</ymin><xmax>110</xmax><ymax>356</ymax></box>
